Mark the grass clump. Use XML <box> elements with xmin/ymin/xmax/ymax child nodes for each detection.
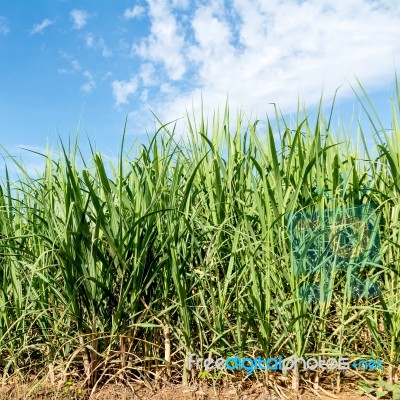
<box><xmin>0</xmin><ymin>82</ymin><xmax>400</xmax><ymax>395</ymax></box>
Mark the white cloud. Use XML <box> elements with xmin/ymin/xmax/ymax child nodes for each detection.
<box><xmin>71</xmin><ymin>60</ymin><xmax>81</xmax><ymax>70</ymax></box>
<box><xmin>70</xmin><ymin>9</ymin><xmax>89</xmax><ymax>30</ymax></box>
<box><xmin>112</xmin><ymin>77</ymin><xmax>138</xmax><ymax>105</ymax></box>
<box><xmin>102</xmin><ymin>47</ymin><xmax>112</xmax><ymax>58</ymax></box>
<box><xmin>0</xmin><ymin>16</ymin><xmax>10</xmax><ymax>36</ymax></box>
<box><xmin>171</xmin><ymin>0</ymin><xmax>189</xmax><ymax>9</ymax></box>
<box><xmin>84</xmin><ymin>33</ymin><xmax>112</xmax><ymax>57</ymax></box>
<box><xmin>140</xmin><ymin>89</ymin><xmax>149</xmax><ymax>102</ymax></box>
<box><xmin>98</xmin><ymin>38</ymin><xmax>112</xmax><ymax>57</ymax></box>
<box><xmin>128</xmin><ymin>0</ymin><xmax>400</xmax><ymax>132</ymax></box>
<box><xmin>140</xmin><ymin>63</ymin><xmax>158</xmax><ymax>86</ymax></box>
<box><xmin>58</xmin><ymin>68</ymin><xmax>70</xmax><ymax>75</ymax></box>
<box><xmin>132</xmin><ymin>0</ymin><xmax>186</xmax><ymax>80</ymax></box>
<box><xmin>81</xmin><ymin>71</ymin><xmax>96</xmax><ymax>93</ymax></box>
<box><xmin>30</xmin><ymin>18</ymin><xmax>54</xmax><ymax>35</ymax></box>
<box><xmin>124</xmin><ymin>5</ymin><xmax>146</xmax><ymax>19</ymax></box>
<box><xmin>188</xmin><ymin>4</ymin><xmax>235</xmax><ymax>62</ymax></box>
<box><xmin>85</xmin><ymin>33</ymin><xmax>94</xmax><ymax>47</ymax></box>
<box><xmin>58</xmin><ymin>59</ymin><xmax>81</xmax><ymax>75</ymax></box>
<box><xmin>160</xmin><ymin>83</ymin><xmax>174</xmax><ymax>93</ymax></box>
<box><xmin>102</xmin><ymin>71</ymin><xmax>113</xmax><ymax>80</ymax></box>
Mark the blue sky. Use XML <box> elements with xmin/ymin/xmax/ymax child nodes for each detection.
<box><xmin>0</xmin><ymin>0</ymin><xmax>399</xmax><ymax>174</ymax></box>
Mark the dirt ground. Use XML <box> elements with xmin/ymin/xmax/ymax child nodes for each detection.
<box><xmin>0</xmin><ymin>382</ymin><xmax>371</xmax><ymax>400</ymax></box>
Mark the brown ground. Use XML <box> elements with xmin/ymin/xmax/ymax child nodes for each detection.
<box><xmin>0</xmin><ymin>383</ymin><xmax>371</xmax><ymax>400</ymax></box>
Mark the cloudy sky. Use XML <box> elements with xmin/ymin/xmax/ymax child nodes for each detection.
<box><xmin>0</xmin><ymin>0</ymin><xmax>399</xmax><ymax>170</ymax></box>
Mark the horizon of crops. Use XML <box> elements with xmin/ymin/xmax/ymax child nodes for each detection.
<box><xmin>0</xmin><ymin>81</ymin><xmax>400</xmax><ymax>395</ymax></box>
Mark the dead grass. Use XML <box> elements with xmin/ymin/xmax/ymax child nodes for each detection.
<box><xmin>0</xmin><ymin>381</ymin><xmax>370</xmax><ymax>400</ymax></box>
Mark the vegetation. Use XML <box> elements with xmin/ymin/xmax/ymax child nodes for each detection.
<box><xmin>0</xmin><ymin>81</ymin><xmax>400</xmax><ymax>397</ymax></box>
